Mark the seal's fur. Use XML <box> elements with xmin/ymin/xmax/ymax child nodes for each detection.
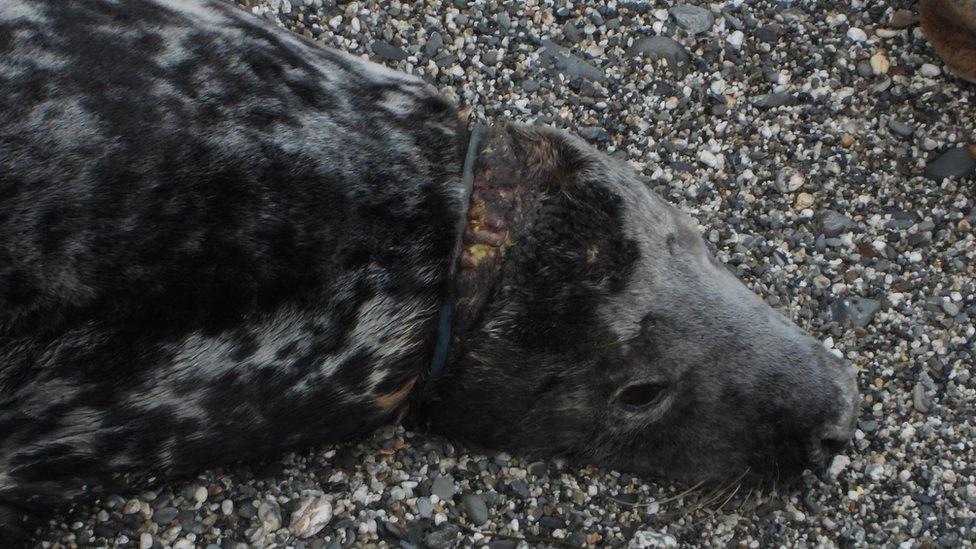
<box><xmin>0</xmin><ymin>0</ymin><xmax>463</xmax><ymax>538</ymax></box>
<box><xmin>1</xmin><ymin>0</ymin><xmax>859</xmax><ymax>541</ymax></box>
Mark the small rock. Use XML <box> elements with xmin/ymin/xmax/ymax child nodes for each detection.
<box><xmin>425</xmin><ymin>524</ymin><xmax>461</xmax><ymax>549</ymax></box>
<box><xmin>856</xmin><ymin>59</ymin><xmax>874</xmax><ymax>77</ymax></box>
<box><xmin>579</xmin><ymin>126</ymin><xmax>610</xmax><ymax>142</ymax></box>
<box><xmin>669</xmin><ymin>5</ymin><xmax>714</xmax><ymax>34</ymax></box>
<box><xmin>371</xmin><ymin>41</ymin><xmax>408</xmax><ymax>62</ymax></box>
<box><xmin>431</xmin><ymin>475</ymin><xmax>456</xmax><ymax>500</ymax></box>
<box><xmin>866</xmin><ymin>463</ymin><xmax>886</xmax><ymax>481</ymax></box>
<box><xmin>424</xmin><ymin>32</ymin><xmax>444</xmax><ymax>57</ymax></box>
<box><xmin>629</xmin><ymin>529</ymin><xmax>678</xmax><ymax>548</ymax></box>
<box><xmin>820</xmin><ymin>210</ymin><xmax>856</xmax><ymax>237</ymax></box>
<box><xmin>794</xmin><ymin>192</ymin><xmax>814</xmax><ymax>209</ymax></box>
<box><xmin>919</xmin><ymin>63</ymin><xmax>942</xmax><ymax>77</ymax></box>
<box><xmin>925</xmin><ymin>147</ymin><xmax>976</xmax><ymax>180</ymax></box>
<box><xmin>890</xmin><ymin>9</ymin><xmax>919</xmax><ymax>29</ymax></box>
<box><xmin>625</xmin><ymin>36</ymin><xmax>690</xmax><ymax>65</ymax></box>
<box><xmin>563</xmin><ymin>21</ymin><xmax>583</xmax><ymax>43</ymax></box>
<box><xmin>847</xmin><ymin>27</ymin><xmax>868</xmax><ymax>42</ymax></box>
<box><xmin>888</xmin><ymin>118</ymin><xmax>914</xmax><ymax>138</ymax></box>
<box><xmin>154</xmin><ymin>507</ymin><xmax>179</xmax><ymax>524</ymax></box>
<box><xmin>753</xmin><ymin>93</ymin><xmax>796</xmax><ymax>108</ymax></box>
<box><xmin>913</xmin><ymin>383</ymin><xmax>932</xmax><ymax>413</ymax></box>
<box><xmin>827</xmin><ymin>454</ymin><xmax>850</xmax><ymax>479</ymax></box>
<box><xmin>461</xmin><ymin>493</ymin><xmax>489</xmax><ymax>526</ymax></box>
<box><xmin>540</xmin><ymin>40</ymin><xmax>607</xmax><ymax>82</ymax></box>
<box><xmin>139</xmin><ymin>533</ymin><xmax>154</xmax><ymax>549</ymax></box>
<box><xmin>727</xmin><ymin>30</ymin><xmax>744</xmax><ymax>49</ymax></box>
<box><xmin>698</xmin><ymin>150</ymin><xmax>720</xmax><ymax>168</ymax></box>
<box><xmin>193</xmin><ymin>486</ymin><xmax>208</xmax><ymax>504</ymax></box>
<box><xmin>870</xmin><ymin>51</ymin><xmax>890</xmax><ymax>75</ymax></box>
<box><xmin>847</xmin><ymin>298</ymin><xmax>881</xmax><ymax>327</ymax></box>
<box><xmin>416</xmin><ymin>497</ymin><xmax>434</xmax><ymax>519</ymax></box>
<box><xmin>258</xmin><ymin>499</ymin><xmax>282</xmax><ymax>532</ymax></box>
<box><xmin>289</xmin><ymin>496</ymin><xmax>332</xmax><ymax>538</ymax></box>
<box><xmin>521</xmin><ymin>79</ymin><xmax>541</xmax><ymax>93</ymax></box>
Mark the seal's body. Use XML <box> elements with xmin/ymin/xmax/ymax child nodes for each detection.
<box><xmin>1</xmin><ymin>0</ymin><xmax>859</xmax><ymax>542</ymax></box>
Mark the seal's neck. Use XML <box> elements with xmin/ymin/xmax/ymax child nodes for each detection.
<box><xmin>427</xmin><ymin>123</ymin><xmax>541</xmax><ymax>385</ymax></box>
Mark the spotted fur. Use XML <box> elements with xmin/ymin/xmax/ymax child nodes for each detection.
<box><xmin>0</xmin><ymin>0</ymin><xmax>462</xmax><ymax>540</ymax></box>
<box><xmin>0</xmin><ymin>0</ymin><xmax>859</xmax><ymax>542</ymax></box>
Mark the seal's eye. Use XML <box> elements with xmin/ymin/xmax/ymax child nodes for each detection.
<box><xmin>617</xmin><ymin>382</ymin><xmax>666</xmax><ymax>409</ymax></box>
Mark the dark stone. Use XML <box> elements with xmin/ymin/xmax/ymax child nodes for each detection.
<box><xmin>424</xmin><ymin>525</ymin><xmax>461</xmax><ymax>549</ymax></box>
<box><xmin>925</xmin><ymin>147</ymin><xmax>976</xmax><ymax>180</ymax></box>
<box><xmin>563</xmin><ymin>21</ymin><xmax>583</xmax><ymax>44</ymax></box>
<box><xmin>371</xmin><ymin>41</ymin><xmax>409</xmax><ymax>62</ymax></box>
<box><xmin>752</xmin><ymin>93</ymin><xmax>797</xmax><ymax>108</ymax></box>
<box><xmin>819</xmin><ymin>210</ymin><xmax>857</xmax><ymax>237</ymax></box>
<box><xmin>461</xmin><ymin>493</ymin><xmax>489</xmax><ymax>526</ymax></box>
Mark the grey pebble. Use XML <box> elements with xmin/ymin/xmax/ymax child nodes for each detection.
<box><xmin>913</xmin><ymin>383</ymin><xmax>932</xmax><ymax>413</ymax></box>
<box><xmin>847</xmin><ymin>298</ymin><xmax>882</xmax><ymax>328</ymax></box>
<box><xmin>424</xmin><ymin>524</ymin><xmax>461</xmax><ymax>549</ymax></box>
<box><xmin>416</xmin><ymin>497</ymin><xmax>433</xmax><ymax>519</ymax></box>
<box><xmin>625</xmin><ymin>36</ymin><xmax>690</xmax><ymax>64</ymax></box>
<box><xmin>539</xmin><ymin>40</ymin><xmax>607</xmax><ymax>82</ymax></box>
<box><xmin>153</xmin><ymin>507</ymin><xmax>179</xmax><ymax>524</ymax></box>
<box><xmin>888</xmin><ymin>118</ymin><xmax>915</xmax><ymax>138</ymax></box>
<box><xmin>925</xmin><ymin>147</ymin><xmax>976</xmax><ymax>180</ymax></box>
<box><xmin>669</xmin><ymin>5</ymin><xmax>714</xmax><ymax>34</ymax></box>
<box><xmin>522</xmin><ymin>79</ymin><xmax>541</xmax><ymax>93</ymax></box>
<box><xmin>461</xmin><ymin>493</ymin><xmax>489</xmax><ymax>525</ymax></box>
<box><xmin>424</xmin><ymin>32</ymin><xmax>443</xmax><ymax>57</ymax></box>
<box><xmin>752</xmin><ymin>93</ymin><xmax>797</xmax><ymax>108</ymax></box>
<box><xmin>431</xmin><ymin>475</ymin><xmax>456</xmax><ymax>500</ymax></box>
<box><xmin>819</xmin><ymin>210</ymin><xmax>857</xmax><ymax>237</ymax></box>
<box><xmin>563</xmin><ymin>21</ymin><xmax>583</xmax><ymax>44</ymax></box>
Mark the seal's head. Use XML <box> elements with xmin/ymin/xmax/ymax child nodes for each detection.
<box><xmin>420</xmin><ymin>124</ymin><xmax>860</xmax><ymax>484</ymax></box>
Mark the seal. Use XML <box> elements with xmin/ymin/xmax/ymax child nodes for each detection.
<box><xmin>0</xmin><ymin>0</ymin><xmax>860</xmax><ymax>542</ymax></box>
<box><xmin>920</xmin><ymin>0</ymin><xmax>976</xmax><ymax>84</ymax></box>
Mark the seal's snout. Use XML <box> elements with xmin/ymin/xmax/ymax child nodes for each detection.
<box><xmin>802</xmin><ymin>346</ymin><xmax>860</xmax><ymax>474</ymax></box>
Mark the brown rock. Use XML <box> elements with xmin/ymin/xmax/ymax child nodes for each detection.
<box><xmin>890</xmin><ymin>9</ymin><xmax>919</xmax><ymax>29</ymax></box>
<box><xmin>919</xmin><ymin>0</ymin><xmax>976</xmax><ymax>83</ymax></box>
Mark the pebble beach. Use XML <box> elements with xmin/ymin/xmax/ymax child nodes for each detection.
<box><xmin>34</xmin><ymin>0</ymin><xmax>976</xmax><ymax>547</ymax></box>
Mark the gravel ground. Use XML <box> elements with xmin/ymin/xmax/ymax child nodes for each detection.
<box><xmin>33</xmin><ymin>0</ymin><xmax>976</xmax><ymax>547</ymax></box>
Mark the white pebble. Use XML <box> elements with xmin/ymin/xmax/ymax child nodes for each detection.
<box><xmin>919</xmin><ymin>63</ymin><xmax>941</xmax><ymax>77</ymax></box>
<box><xmin>847</xmin><ymin>27</ymin><xmax>868</xmax><ymax>42</ymax></box>
<box><xmin>193</xmin><ymin>486</ymin><xmax>208</xmax><ymax>504</ymax></box>
<box><xmin>827</xmin><ymin>454</ymin><xmax>850</xmax><ymax>478</ymax></box>
<box><xmin>698</xmin><ymin>150</ymin><xmax>720</xmax><ymax>168</ymax></box>
<box><xmin>727</xmin><ymin>30</ymin><xmax>744</xmax><ymax>49</ymax></box>
<box><xmin>139</xmin><ymin>533</ymin><xmax>154</xmax><ymax>549</ymax></box>
<box><xmin>288</xmin><ymin>497</ymin><xmax>333</xmax><ymax>538</ymax></box>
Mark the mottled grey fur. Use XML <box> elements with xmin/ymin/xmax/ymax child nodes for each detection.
<box><xmin>0</xmin><ymin>0</ymin><xmax>859</xmax><ymax>542</ymax></box>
